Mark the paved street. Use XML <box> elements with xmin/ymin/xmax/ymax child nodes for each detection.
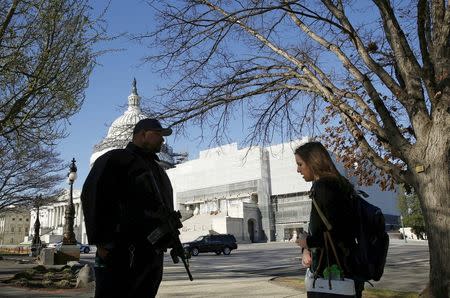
<box><xmin>0</xmin><ymin>238</ymin><xmax>428</xmax><ymax>297</ymax></box>
<box><xmin>372</xmin><ymin>239</ymin><xmax>429</xmax><ymax>291</ymax></box>
<box><xmin>162</xmin><ymin>242</ymin><xmax>304</xmax><ymax>281</ymax></box>
<box><xmin>157</xmin><ymin>239</ymin><xmax>428</xmax><ymax>294</ymax></box>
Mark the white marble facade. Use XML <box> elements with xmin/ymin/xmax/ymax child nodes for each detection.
<box><xmin>169</xmin><ymin>138</ymin><xmax>399</xmax><ymax>243</ymax></box>
<box><xmin>25</xmin><ymin>189</ymin><xmax>85</xmax><ymax>244</ymax></box>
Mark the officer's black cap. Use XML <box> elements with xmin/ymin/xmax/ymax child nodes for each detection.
<box><xmin>133</xmin><ymin>118</ymin><xmax>172</xmax><ymax>136</ymax></box>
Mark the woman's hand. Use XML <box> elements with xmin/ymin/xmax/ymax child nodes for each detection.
<box><xmin>295</xmin><ymin>238</ymin><xmax>308</xmax><ymax>249</ymax></box>
<box><xmin>295</xmin><ymin>231</ymin><xmax>308</xmax><ymax>249</ymax></box>
<box><xmin>301</xmin><ymin>249</ymin><xmax>312</xmax><ymax>268</ymax></box>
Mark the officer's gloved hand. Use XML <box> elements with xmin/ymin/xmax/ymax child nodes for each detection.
<box><xmin>169</xmin><ymin>210</ymin><xmax>183</xmax><ymax>229</ymax></box>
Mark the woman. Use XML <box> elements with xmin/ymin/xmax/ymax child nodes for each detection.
<box><xmin>294</xmin><ymin>141</ymin><xmax>363</xmax><ymax>298</ymax></box>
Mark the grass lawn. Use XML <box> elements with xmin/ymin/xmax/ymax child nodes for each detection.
<box><xmin>271</xmin><ymin>277</ymin><xmax>419</xmax><ymax>298</ymax></box>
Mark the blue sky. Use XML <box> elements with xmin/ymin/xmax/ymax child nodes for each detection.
<box><xmin>56</xmin><ymin>1</ymin><xmax>218</xmax><ymax>189</ymax></box>
<box><xmin>56</xmin><ymin>1</ymin><xmax>376</xmax><ymax>189</ymax></box>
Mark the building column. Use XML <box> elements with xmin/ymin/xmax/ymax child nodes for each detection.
<box><xmin>53</xmin><ymin>208</ymin><xmax>56</xmax><ymax>228</ymax></box>
<box><xmin>78</xmin><ymin>204</ymin><xmax>82</xmax><ymax>226</ymax></box>
<box><xmin>75</xmin><ymin>203</ymin><xmax>79</xmax><ymax>226</ymax></box>
<box><xmin>78</xmin><ymin>203</ymin><xmax>81</xmax><ymax>226</ymax></box>
<box><xmin>55</xmin><ymin>207</ymin><xmax>59</xmax><ymax>226</ymax></box>
<box><xmin>49</xmin><ymin>209</ymin><xmax>53</xmax><ymax>228</ymax></box>
<box><xmin>80</xmin><ymin>206</ymin><xmax>86</xmax><ymax>244</ymax></box>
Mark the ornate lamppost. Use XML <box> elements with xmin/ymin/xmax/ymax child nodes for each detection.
<box><xmin>31</xmin><ymin>195</ymin><xmax>42</xmax><ymax>257</ymax></box>
<box><xmin>62</xmin><ymin>158</ymin><xmax>77</xmax><ymax>245</ymax></box>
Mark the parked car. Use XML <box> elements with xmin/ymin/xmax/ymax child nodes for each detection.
<box><xmin>48</xmin><ymin>241</ymin><xmax>91</xmax><ymax>254</ymax></box>
<box><xmin>183</xmin><ymin>234</ymin><xmax>237</xmax><ymax>256</ymax></box>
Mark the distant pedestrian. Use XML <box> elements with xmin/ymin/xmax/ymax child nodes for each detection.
<box><xmin>81</xmin><ymin>118</ymin><xmax>174</xmax><ymax>298</ymax></box>
<box><xmin>294</xmin><ymin>141</ymin><xmax>364</xmax><ymax>298</ymax></box>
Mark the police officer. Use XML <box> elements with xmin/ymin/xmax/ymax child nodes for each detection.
<box><xmin>81</xmin><ymin>118</ymin><xmax>174</xmax><ymax>298</ymax></box>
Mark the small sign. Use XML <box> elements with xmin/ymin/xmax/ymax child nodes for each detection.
<box><xmin>415</xmin><ymin>165</ymin><xmax>425</xmax><ymax>173</ymax></box>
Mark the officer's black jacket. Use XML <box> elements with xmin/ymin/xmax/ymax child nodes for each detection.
<box><xmin>81</xmin><ymin>142</ymin><xmax>174</xmax><ymax>247</ymax></box>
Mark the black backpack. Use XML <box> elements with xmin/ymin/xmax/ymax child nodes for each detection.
<box><xmin>349</xmin><ymin>190</ymin><xmax>389</xmax><ymax>282</ymax></box>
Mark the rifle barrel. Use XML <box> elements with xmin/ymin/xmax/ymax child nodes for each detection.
<box><xmin>146</xmin><ymin>168</ymin><xmax>194</xmax><ymax>281</ymax></box>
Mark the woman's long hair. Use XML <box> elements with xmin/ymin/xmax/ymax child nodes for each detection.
<box><xmin>295</xmin><ymin>142</ymin><xmax>353</xmax><ymax>193</ymax></box>
<box><xmin>294</xmin><ymin>142</ymin><xmax>342</xmax><ymax>179</ymax></box>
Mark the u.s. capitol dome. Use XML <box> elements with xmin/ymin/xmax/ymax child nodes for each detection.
<box><xmin>90</xmin><ymin>79</ymin><xmax>186</xmax><ymax>169</ymax></box>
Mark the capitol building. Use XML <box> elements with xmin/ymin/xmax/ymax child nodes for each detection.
<box><xmin>25</xmin><ymin>80</ymin><xmax>185</xmax><ymax>245</ymax></box>
<box><xmin>26</xmin><ymin>80</ymin><xmax>399</xmax><ymax>245</ymax></box>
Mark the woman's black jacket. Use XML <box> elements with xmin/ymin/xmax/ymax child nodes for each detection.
<box><xmin>306</xmin><ymin>176</ymin><xmax>356</xmax><ymax>275</ymax></box>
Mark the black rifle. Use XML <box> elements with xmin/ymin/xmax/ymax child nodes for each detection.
<box><xmin>143</xmin><ymin>169</ymin><xmax>194</xmax><ymax>281</ymax></box>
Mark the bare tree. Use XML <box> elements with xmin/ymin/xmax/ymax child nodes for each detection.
<box><xmin>139</xmin><ymin>1</ymin><xmax>449</xmax><ymax>296</ymax></box>
<box><xmin>0</xmin><ymin>0</ymin><xmax>106</xmax><ymax>145</ymax></box>
<box><xmin>0</xmin><ymin>0</ymin><xmax>107</xmax><ymax>209</ymax></box>
<box><xmin>0</xmin><ymin>139</ymin><xmax>64</xmax><ymax>213</ymax></box>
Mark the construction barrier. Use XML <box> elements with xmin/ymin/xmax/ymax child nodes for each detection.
<box><xmin>0</xmin><ymin>245</ymin><xmax>32</xmax><ymax>255</ymax></box>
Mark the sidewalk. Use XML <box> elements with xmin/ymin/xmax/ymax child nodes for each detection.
<box><xmin>0</xmin><ymin>256</ymin><xmax>305</xmax><ymax>297</ymax></box>
<box><xmin>157</xmin><ymin>277</ymin><xmax>303</xmax><ymax>297</ymax></box>
<box><xmin>392</xmin><ymin>238</ymin><xmax>428</xmax><ymax>245</ymax></box>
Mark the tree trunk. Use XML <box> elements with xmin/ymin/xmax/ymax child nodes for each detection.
<box><xmin>412</xmin><ymin>105</ymin><xmax>450</xmax><ymax>297</ymax></box>
<box><xmin>419</xmin><ymin>184</ymin><xmax>450</xmax><ymax>298</ymax></box>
